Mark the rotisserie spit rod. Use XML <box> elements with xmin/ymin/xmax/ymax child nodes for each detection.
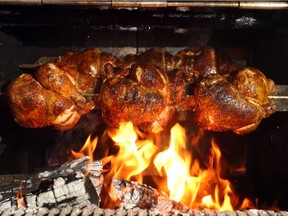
<box><xmin>1</xmin><ymin>87</ymin><xmax>287</xmax><ymax>111</ymax></box>
<box><xmin>6</xmin><ymin>46</ymin><xmax>278</xmax><ymax>134</ymax></box>
<box><xmin>69</xmin><ymin>87</ymin><xmax>288</xmax><ymax>113</ymax></box>
<box><xmin>268</xmin><ymin>85</ymin><xmax>288</xmax><ymax>112</ymax></box>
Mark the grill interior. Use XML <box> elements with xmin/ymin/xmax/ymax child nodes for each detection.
<box><xmin>0</xmin><ymin>3</ymin><xmax>288</xmax><ymax>211</ymax></box>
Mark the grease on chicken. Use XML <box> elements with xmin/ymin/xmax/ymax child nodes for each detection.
<box><xmin>99</xmin><ymin>63</ymin><xmax>174</xmax><ymax>133</ymax></box>
<box><xmin>7</xmin><ymin>73</ymin><xmax>81</xmax><ymax>130</ymax></box>
<box><xmin>7</xmin><ymin>47</ymin><xmax>276</xmax><ymax>134</ymax></box>
<box><xmin>193</xmin><ymin>67</ymin><xmax>276</xmax><ymax>135</ymax></box>
<box><xmin>35</xmin><ymin>62</ymin><xmax>94</xmax><ymax>115</ymax></box>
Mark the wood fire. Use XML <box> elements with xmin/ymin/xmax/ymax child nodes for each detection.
<box><xmin>0</xmin><ymin>121</ymin><xmax>287</xmax><ymax>215</ymax></box>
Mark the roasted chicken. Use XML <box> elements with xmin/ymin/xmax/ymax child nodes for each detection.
<box><xmin>60</xmin><ymin>48</ymin><xmax>118</xmax><ymax>94</ymax></box>
<box><xmin>193</xmin><ymin>67</ymin><xmax>276</xmax><ymax>134</ymax></box>
<box><xmin>7</xmin><ymin>46</ymin><xmax>276</xmax><ymax>134</ymax></box>
<box><xmin>7</xmin><ymin>73</ymin><xmax>81</xmax><ymax>130</ymax></box>
<box><xmin>99</xmin><ymin>63</ymin><xmax>174</xmax><ymax>133</ymax></box>
<box><xmin>35</xmin><ymin>62</ymin><xmax>95</xmax><ymax>115</ymax></box>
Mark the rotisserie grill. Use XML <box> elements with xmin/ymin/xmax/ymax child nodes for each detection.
<box><xmin>1</xmin><ymin>1</ymin><xmax>288</xmax><ymax>215</ymax></box>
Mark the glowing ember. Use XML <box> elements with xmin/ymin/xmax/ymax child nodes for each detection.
<box><xmin>240</xmin><ymin>198</ymin><xmax>257</xmax><ymax>209</ymax></box>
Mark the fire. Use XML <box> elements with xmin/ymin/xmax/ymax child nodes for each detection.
<box><xmin>153</xmin><ymin>123</ymin><xmax>235</xmax><ymax>210</ymax></box>
<box><xmin>16</xmin><ymin>181</ymin><xmax>26</xmax><ymax>208</ymax></box>
<box><xmin>71</xmin><ymin>134</ymin><xmax>98</xmax><ymax>175</ymax></box>
<box><xmin>240</xmin><ymin>198</ymin><xmax>257</xmax><ymax>209</ymax></box>
<box><xmin>102</xmin><ymin>121</ymin><xmax>158</xmax><ymax>183</ymax></box>
<box><xmin>153</xmin><ymin>123</ymin><xmax>190</xmax><ymax>202</ymax></box>
<box><xmin>74</xmin><ymin>121</ymin><xmax>250</xmax><ymax>210</ymax></box>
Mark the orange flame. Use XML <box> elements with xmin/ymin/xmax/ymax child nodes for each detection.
<box><xmin>240</xmin><ymin>198</ymin><xmax>257</xmax><ymax>209</ymax></box>
<box><xmin>16</xmin><ymin>181</ymin><xmax>26</xmax><ymax>208</ymax></box>
<box><xmin>154</xmin><ymin>123</ymin><xmax>191</xmax><ymax>202</ymax></box>
<box><xmin>102</xmin><ymin>122</ymin><xmax>157</xmax><ymax>183</ymax></box>
<box><xmin>71</xmin><ymin>135</ymin><xmax>98</xmax><ymax>175</ymax></box>
<box><xmin>153</xmin><ymin>124</ymin><xmax>235</xmax><ymax>210</ymax></box>
<box><xmin>75</xmin><ymin>122</ymin><xmax>245</xmax><ymax>210</ymax></box>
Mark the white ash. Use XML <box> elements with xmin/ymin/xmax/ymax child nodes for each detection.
<box><xmin>0</xmin><ymin>157</ymin><xmax>103</xmax><ymax>215</ymax></box>
<box><xmin>1</xmin><ymin>158</ymin><xmax>288</xmax><ymax>216</ymax></box>
<box><xmin>1</xmin><ymin>202</ymin><xmax>288</xmax><ymax>216</ymax></box>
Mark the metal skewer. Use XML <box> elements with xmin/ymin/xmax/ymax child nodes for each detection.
<box><xmin>1</xmin><ymin>86</ymin><xmax>288</xmax><ymax>111</ymax></box>
<box><xmin>1</xmin><ymin>0</ymin><xmax>288</xmax><ymax>10</ymax></box>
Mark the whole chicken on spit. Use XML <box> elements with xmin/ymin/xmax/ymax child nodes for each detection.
<box><xmin>8</xmin><ymin>49</ymin><xmax>117</xmax><ymax>130</ymax></box>
<box><xmin>7</xmin><ymin>46</ymin><xmax>276</xmax><ymax>134</ymax></box>
<box><xmin>193</xmin><ymin>67</ymin><xmax>276</xmax><ymax>134</ymax></box>
<box><xmin>7</xmin><ymin>73</ymin><xmax>81</xmax><ymax>130</ymax></box>
<box><xmin>99</xmin><ymin>63</ymin><xmax>173</xmax><ymax>133</ymax></box>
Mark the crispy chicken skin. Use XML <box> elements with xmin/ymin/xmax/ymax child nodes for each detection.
<box><xmin>122</xmin><ymin>48</ymin><xmax>181</xmax><ymax>72</ymax></box>
<box><xmin>229</xmin><ymin>67</ymin><xmax>276</xmax><ymax>116</ymax></box>
<box><xmin>7</xmin><ymin>46</ymin><xmax>276</xmax><ymax>134</ymax></box>
<box><xmin>99</xmin><ymin>63</ymin><xmax>173</xmax><ymax>133</ymax></box>
<box><xmin>60</xmin><ymin>48</ymin><xmax>118</xmax><ymax>94</ymax></box>
<box><xmin>193</xmin><ymin>67</ymin><xmax>276</xmax><ymax>135</ymax></box>
<box><xmin>7</xmin><ymin>73</ymin><xmax>80</xmax><ymax>130</ymax></box>
<box><xmin>193</xmin><ymin>46</ymin><xmax>239</xmax><ymax>77</ymax></box>
<box><xmin>35</xmin><ymin>62</ymin><xmax>95</xmax><ymax>115</ymax></box>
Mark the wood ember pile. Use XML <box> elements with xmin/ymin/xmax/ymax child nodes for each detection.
<box><xmin>0</xmin><ymin>156</ymin><xmax>103</xmax><ymax>215</ymax></box>
<box><xmin>1</xmin><ymin>157</ymin><xmax>288</xmax><ymax>216</ymax></box>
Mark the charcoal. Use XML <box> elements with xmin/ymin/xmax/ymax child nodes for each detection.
<box><xmin>194</xmin><ymin>209</ymin><xmax>206</xmax><ymax>216</ymax></box>
<box><xmin>205</xmin><ymin>208</ymin><xmax>217</xmax><ymax>216</ymax></box>
<box><xmin>1</xmin><ymin>160</ymin><xmax>287</xmax><ymax>216</ymax></box>
<box><xmin>236</xmin><ymin>210</ymin><xmax>248</xmax><ymax>216</ymax></box>
<box><xmin>0</xmin><ymin>202</ymin><xmax>287</xmax><ymax>216</ymax></box>
<box><xmin>246</xmin><ymin>209</ymin><xmax>260</xmax><ymax>216</ymax></box>
<box><xmin>0</xmin><ymin>157</ymin><xmax>103</xmax><ymax>215</ymax></box>
<box><xmin>280</xmin><ymin>212</ymin><xmax>288</xmax><ymax>216</ymax></box>
<box><xmin>258</xmin><ymin>209</ymin><xmax>271</xmax><ymax>216</ymax></box>
<box><xmin>225</xmin><ymin>210</ymin><xmax>237</xmax><ymax>216</ymax></box>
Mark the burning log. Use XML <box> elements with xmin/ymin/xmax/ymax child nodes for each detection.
<box><xmin>110</xmin><ymin>178</ymin><xmax>288</xmax><ymax>216</ymax></box>
<box><xmin>111</xmin><ymin>178</ymin><xmax>189</xmax><ymax>213</ymax></box>
<box><xmin>1</xmin><ymin>172</ymin><xmax>288</xmax><ymax>215</ymax></box>
<box><xmin>0</xmin><ymin>156</ymin><xmax>103</xmax><ymax>215</ymax></box>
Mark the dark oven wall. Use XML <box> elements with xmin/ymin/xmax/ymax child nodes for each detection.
<box><xmin>0</xmin><ymin>5</ymin><xmax>288</xmax><ymax>210</ymax></box>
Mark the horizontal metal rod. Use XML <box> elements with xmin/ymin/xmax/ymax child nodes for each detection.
<box><xmin>168</xmin><ymin>1</ymin><xmax>288</xmax><ymax>9</ymax></box>
<box><xmin>0</xmin><ymin>0</ymin><xmax>288</xmax><ymax>9</ymax></box>
<box><xmin>1</xmin><ymin>92</ymin><xmax>287</xmax><ymax>98</ymax></box>
<box><xmin>268</xmin><ymin>95</ymin><xmax>288</xmax><ymax>99</ymax></box>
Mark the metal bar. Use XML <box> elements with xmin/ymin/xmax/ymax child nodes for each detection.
<box><xmin>168</xmin><ymin>1</ymin><xmax>288</xmax><ymax>9</ymax></box>
<box><xmin>167</xmin><ymin>1</ymin><xmax>239</xmax><ymax>8</ymax></box>
<box><xmin>42</xmin><ymin>0</ymin><xmax>112</xmax><ymax>6</ymax></box>
<box><xmin>112</xmin><ymin>0</ymin><xmax>167</xmax><ymax>7</ymax></box>
<box><xmin>269</xmin><ymin>96</ymin><xmax>288</xmax><ymax>99</ymax></box>
<box><xmin>239</xmin><ymin>1</ymin><xmax>288</xmax><ymax>9</ymax></box>
<box><xmin>0</xmin><ymin>0</ymin><xmax>288</xmax><ymax>9</ymax></box>
<box><xmin>0</xmin><ymin>0</ymin><xmax>41</xmax><ymax>5</ymax></box>
<box><xmin>268</xmin><ymin>85</ymin><xmax>288</xmax><ymax>112</ymax></box>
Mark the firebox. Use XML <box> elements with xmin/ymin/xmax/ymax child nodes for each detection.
<box><xmin>1</xmin><ymin>1</ymin><xmax>288</xmax><ymax>215</ymax></box>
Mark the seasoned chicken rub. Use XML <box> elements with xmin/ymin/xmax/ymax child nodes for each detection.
<box><xmin>193</xmin><ymin>67</ymin><xmax>276</xmax><ymax>134</ymax></box>
<box><xmin>7</xmin><ymin>46</ymin><xmax>276</xmax><ymax>134</ymax></box>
